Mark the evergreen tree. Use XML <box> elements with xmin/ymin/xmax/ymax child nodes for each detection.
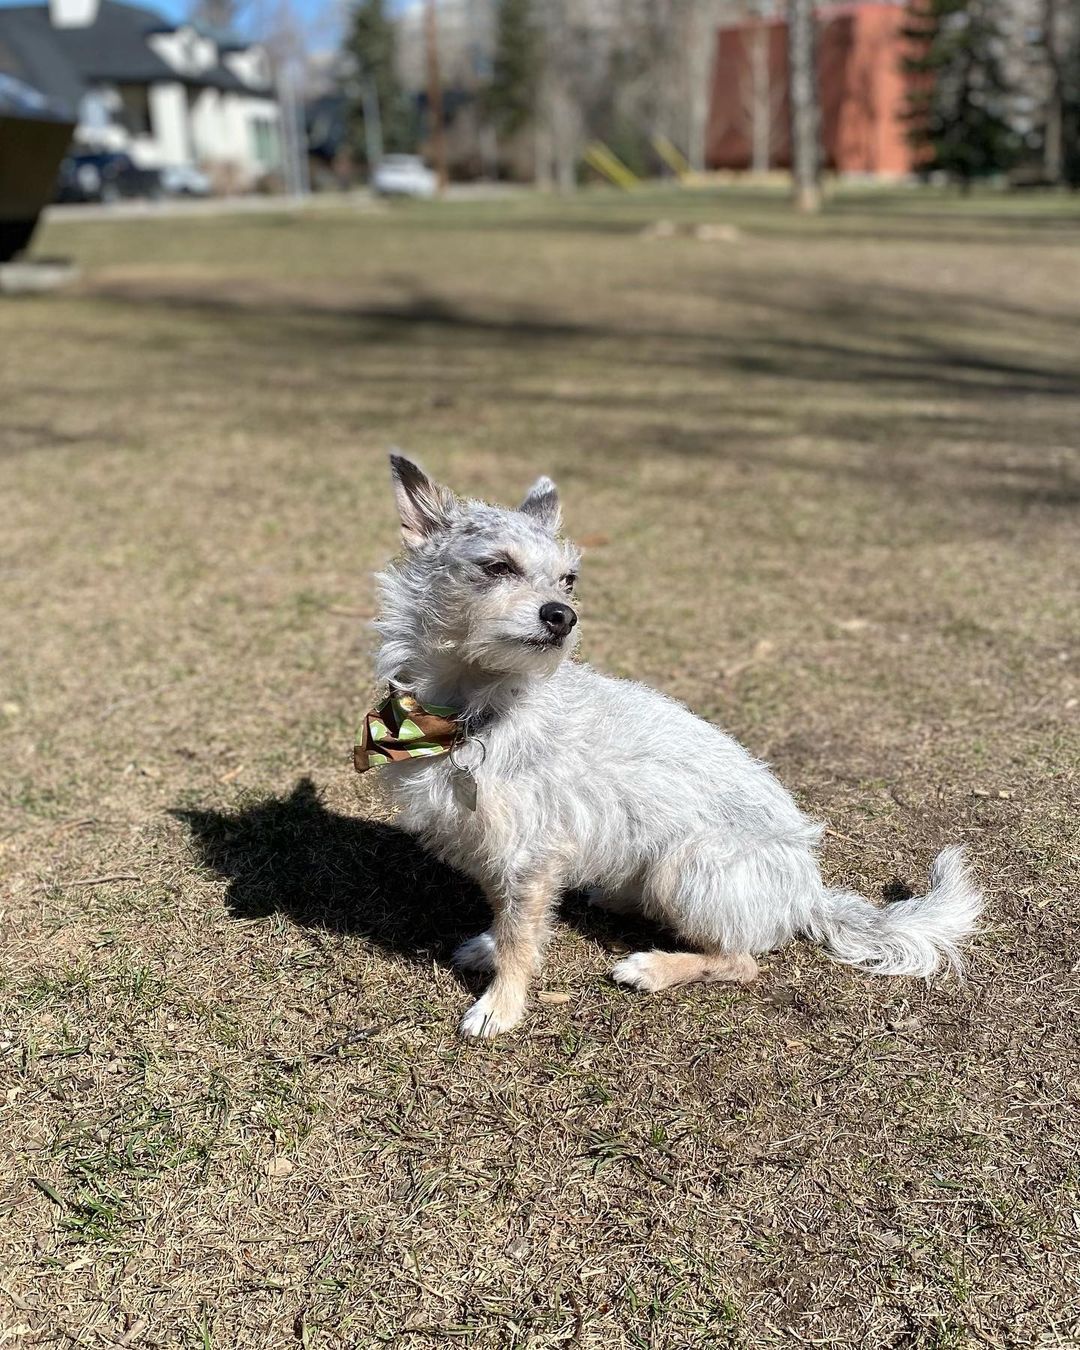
<box><xmin>903</xmin><ymin>0</ymin><xmax>1019</xmax><ymax>188</ymax></box>
<box><xmin>344</xmin><ymin>0</ymin><xmax>415</xmax><ymax>162</ymax></box>
<box><xmin>486</xmin><ymin>0</ymin><xmax>542</xmax><ymax>138</ymax></box>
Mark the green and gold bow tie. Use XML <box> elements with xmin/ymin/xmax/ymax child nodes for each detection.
<box><xmin>354</xmin><ymin>690</ymin><xmax>461</xmax><ymax>773</ymax></box>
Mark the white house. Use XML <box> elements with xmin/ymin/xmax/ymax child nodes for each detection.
<box><xmin>0</xmin><ymin>0</ymin><xmax>283</xmax><ymax>191</ymax></box>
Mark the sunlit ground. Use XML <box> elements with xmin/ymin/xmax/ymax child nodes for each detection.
<box><xmin>2</xmin><ymin>185</ymin><xmax>1078</xmax><ymax>1347</ymax></box>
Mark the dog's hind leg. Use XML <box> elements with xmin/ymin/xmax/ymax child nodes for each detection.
<box><xmin>612</xmin><ymin>837</ymin><xmax>811</xmax><ymax>995</ymax></box>
<box><xmin>612</xmin><ymin>950</ymin><xmax>758</xmax><ymax>993</ymax></box>
<box><xmin>459</xmin><ymin>867</ymin><xmax>558</xmax><ymax>1038</ymax></box>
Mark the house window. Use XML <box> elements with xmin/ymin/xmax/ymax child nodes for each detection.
<box><xmin>250</xmin><ymin>117</ymin><xmax>280</xmax><ymax>168</ymax></box>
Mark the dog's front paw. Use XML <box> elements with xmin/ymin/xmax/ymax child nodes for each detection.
<box><xmin>611</xmin><ymin>951</ymin><xmax>662</xmax><ymax>993</ymax></box>
<box><xmin>459</xmin><ymin>992</ymin><xmax>523</xmax><ymax>1039</ymax></box>
<box><xmin>452</xmin><ymin>931</ymin><xmax>497</xmax><ymax>973</ymax></box>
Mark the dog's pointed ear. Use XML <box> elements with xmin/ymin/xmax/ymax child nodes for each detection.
<box><xmin>518</xmin><ymin>475</ymin><xmax>561</xmax><ymax>532</ymax></box>
<box><xmin>389</xmin><ymin>453</ymin><xmax>454</xmax><ymax>549</ymax></box>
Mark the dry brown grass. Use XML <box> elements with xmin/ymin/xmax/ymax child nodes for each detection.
<box><xmin>1</xmin><ymin>186</ymin><xmax>1079</xmax><ymax>1348</ymax></box>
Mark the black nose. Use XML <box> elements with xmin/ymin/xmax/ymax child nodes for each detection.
<box><xmin>539</xmin><ymin>601</ymin><xmax>577</xmax><ymax>637</ymax></box>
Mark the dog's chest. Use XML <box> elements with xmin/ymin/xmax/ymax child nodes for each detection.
<box><xmin>389</xmin><ymin>756</ymin><xmax>503</xmax><ymax>866</ymax></box>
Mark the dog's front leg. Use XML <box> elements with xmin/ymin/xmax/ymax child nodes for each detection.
<box><xmin>458</xmin><ymin>868</ymin><xmax>557</xmax><ymax>1038</ymax></box>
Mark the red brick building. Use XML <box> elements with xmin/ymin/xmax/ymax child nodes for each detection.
<box><xmin>706</xmin><ymin>3</ymin><xmax>915</xmax><ymax>178</ymax></box>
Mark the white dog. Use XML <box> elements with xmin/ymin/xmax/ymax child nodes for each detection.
<box><xmin>357</xmin><ymin>455</ymin><xmax>983</xmax><ymax>1038</ymax></box>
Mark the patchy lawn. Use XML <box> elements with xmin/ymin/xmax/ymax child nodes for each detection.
<box><xmin>2</xmin><ymin>186</ymin><xmax>1078</xmax><ymax>1348</ymax></box>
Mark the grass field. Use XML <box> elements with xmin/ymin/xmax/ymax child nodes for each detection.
<box><xmin>2</xmin><ymin>185</ymin><xmax>1079</xmax><ymax>1348</ymax></box>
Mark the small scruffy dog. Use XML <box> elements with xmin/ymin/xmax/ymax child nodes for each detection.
<box><xmin>362</xmin><ymin>455</ymin><xmax>983</xmax><ymax>1038</ymax></box>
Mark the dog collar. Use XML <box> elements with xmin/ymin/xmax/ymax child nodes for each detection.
<box><xmin>354</xmin><ymin>690</ymin><xmax>492</xmax><ymax>773</ymax></box>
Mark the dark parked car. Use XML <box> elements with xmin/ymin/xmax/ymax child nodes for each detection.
<box><xmin>54</xmin><ymin>151</ymin><xmax>162</xmax><ymax>204</ymax></box>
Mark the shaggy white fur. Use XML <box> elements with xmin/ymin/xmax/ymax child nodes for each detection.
<box><xmin>370</xmin><ymin>455</ymin><xmax>984</xmax><ymax>1038</ymax></box>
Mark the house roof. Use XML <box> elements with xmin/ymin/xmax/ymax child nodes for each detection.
<box><xmin>0</xmin><ymin>66</ymin><xmax>72</xmax><ymax>117</ymax></box>
<box><xmin>0</xmin><ymin>9</ymin><xmax>90</xmax><ymax>116</ymax></box>
<box><xmin>0</xmin><ymin>2</ymin><xmax>264</xmax><ymax>119</ymax></box>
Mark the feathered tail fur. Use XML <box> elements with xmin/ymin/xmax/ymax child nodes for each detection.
<box><xmin>809</xmin><ymin>845</ymin><xmax>984</xmax><ymax>977</ymax></box>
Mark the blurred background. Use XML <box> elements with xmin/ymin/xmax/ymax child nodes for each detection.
<box><xmin>1</xmin><ymin>0</ymin><xmax>1078</xmax><ymax>230</ymax></box>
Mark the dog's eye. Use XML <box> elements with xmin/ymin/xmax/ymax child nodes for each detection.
<box><xmin>481</xmin><ymin>558</ymin><xmax>518</xmax><ymax>579</ymax></box>
<box><xmin>561</xmin><ymin>573</ymin><xmax>577</xmax><ymax>592</ymax></box>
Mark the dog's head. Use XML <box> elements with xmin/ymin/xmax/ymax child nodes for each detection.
<box><xmin>378</xmin><ymin>455</ymin><xmax>581</xmax><ymax>679</ymax></box>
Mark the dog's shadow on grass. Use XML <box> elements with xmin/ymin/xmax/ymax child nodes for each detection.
<box><xmin>173</xmin><ymin>777</ymin><xmax>662</xmax><ymax>967</ymax></box>
<box><xmin>173</xmin><ymin>777</ymin><xmax>484</xmax><ymax>963</ymax></box>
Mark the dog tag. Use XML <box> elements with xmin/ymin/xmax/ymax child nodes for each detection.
<box><xmin>452</xmin><ymin>767</ymin><xmax>478</xmax><ymax>812</ymax></box>
<box><xmin>449</xmin><ymin>736</ymin><xmax>485</xmax><ymax>812</ymax></box>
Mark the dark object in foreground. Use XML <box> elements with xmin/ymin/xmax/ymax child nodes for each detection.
<box><xmin>0</xmin><ymin>109</ymin><xmax>73</xmax><ymax>263</ymax></box>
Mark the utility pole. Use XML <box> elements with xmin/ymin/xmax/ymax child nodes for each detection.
<box><xmin>787</xmin><ymin>0</ymin><xmax>820</xmax><ymax>212</ymax></box>
<box><xmin>425</xmin><ymin>0</ymin><xmax>448</xmax><ymax>192</ymax></box>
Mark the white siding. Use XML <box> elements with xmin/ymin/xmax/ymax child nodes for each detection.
<box><xmin>222</xmin><ymin>94</ymin><xmax>282</xmax><ymax>180</ymax></box>
<box><xmin>148</xmin><ymin>82</ymin><xmax>190</xmax><ymax>165</ymax></box>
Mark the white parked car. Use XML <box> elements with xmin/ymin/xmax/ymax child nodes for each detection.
<box><xmin>160</xmin><ymin>164</ymin><xmax>212</xmax><ymax>197</ymax></box>
<box><xmin>371</xmin><ymin>155</ymin><xmax>437</xmax><ymax>199</ymax></box>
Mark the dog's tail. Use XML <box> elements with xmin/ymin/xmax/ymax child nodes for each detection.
<box><xmin>807</xmin><ymin>845</ymin><xmax>984</xmax><ymax>977</ymax></box>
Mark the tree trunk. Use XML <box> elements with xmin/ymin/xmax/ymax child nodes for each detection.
<box><xmin>481</xmin><ymin>124</ymin><xmax>498</xmax><ymax>182</ymax></box>
<box><xmin>750</xmin><ymin>23</ymin><xmax>770</xmax><ymax>173</ymax></box>
<box><xmin>685</xmin><ymin>0</ymin><xmax>713</xmax><ymax>172</ymax></box>
<box><xmin>1043</xmin><ymin>0</ymin><xmax>1065</xmax><ymax>185</ymax></box>
<box><xmin>533</xmin><ymin>121</ymin><xmax>553</xmax><ymax>189</ymax></box>
<box><xmin>358</xmin><ymin>74</ymin><xmax>383</xmax><ymax>173</ymax></box>
<box><xmin>543</xmin><ymin>73</ymin><xmax>580</xmax><ymax>194</ymax></box>
<box><xmin>424</xmin><ymin>0</ymin><xmax>448</xmax><ymax>193</ymax></box>
<box><xmin>787</xmin><ymin>0</ymin><xmax>820</xmax><ymax>211</ymax></box>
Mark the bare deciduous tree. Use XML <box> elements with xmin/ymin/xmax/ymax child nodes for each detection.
<box><xmin>1042</xmin><ymin>0</ymin><xmax>1065</xmax><ymax>182</ymax></box>
<box><xmin>786</xmin><ymin>0</ymin><xmax>820</xmax><ymax>210</ymax></box>
<box><xmin>190</xmin><ymin>0</ymin><xmax>241</xmax><ymax>34</ymax></box>
<box><xmin>739</xmin><ymin>9</ymin><xmax>784</xmax><ymax>173</ymax></box>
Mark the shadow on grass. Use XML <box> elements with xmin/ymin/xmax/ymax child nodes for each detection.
<box><xmin>173</xmin><ymin>777</ymin><xmax>486</xmax><ymax>962</ymax></box>
<box><xmin>173</xmin><ymin>777</ymin><xmax>668</xmax><ymax>965</ymax></box>
<box><xmin>88</xmin><ymin>276</ymin><xmax>1080</xmax><ymax>404</ymax></box>
<box><xmin>82</xmin><ymin>271</ymin><xmax>1080</xmax><ymax>511</ymax></box>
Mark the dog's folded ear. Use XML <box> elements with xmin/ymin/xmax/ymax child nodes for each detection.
<box><xmin>389</xmin><ymin>453</ymin><xmax>455</xmax><ymax>549</ymax></box>
<box><xmin>518</xmin><ymin>476</ymin><xmax>561</xmax><ymax>532</ymax></box>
